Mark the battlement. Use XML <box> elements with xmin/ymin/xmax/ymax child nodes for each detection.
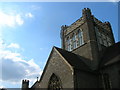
<box><xmin>22</xmin><ymin>79</ymin><xmax>29</xmax><ymax>83</ymax></box>
<box><xmin>82</xmin><ymin>8</ymin><xmax>92</xmax><ymax>17</ymax></box>
<box><xmin>22</xmin><ymin>79</ymin><xmax>29</xmax><ymax>89</ymax></box>
<box><xmin>61</xmin><ymin>25</ymin><xmax>68</xmax><ymax>30</ymax></box>
<box><xmin>61</xmin><ymin>17</ymin><xmax>84</xmax><ymax>36</ymax></box>
<box><xmin>93</xmin><ymin>17</ymin><xmax>112</xmax><ymax>31</ymax></box>
<box><xmin>82</xmin><ymin>8</ymin><xmax>91</xmax><ymax>12</ymax></box>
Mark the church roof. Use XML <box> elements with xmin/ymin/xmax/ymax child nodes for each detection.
<box><xmin>54</xmin><ymin>47</ymin><xmax>93</xmax><ymax>72</ymax></box>
<box><xmin>99</xmin><ymin>42</ymin><xmax>120</xmax><ymax>68</ymax></box>
<box><xmin>39</xmin><ymin>46</ymin><xmax>94</xmax><ymax>83</ymax></box>
<box><xmin>55</xmin><ymin>42</ymin><xmax>120</xmax><ymax>70</ymax></box>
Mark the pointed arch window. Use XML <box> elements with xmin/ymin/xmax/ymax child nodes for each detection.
<box><xmin>72</xmin><ymin>33</ymin><xmax>77</xmax><ymax>49</ymax></box>
<box><xmin>66</xmin><ymin>37</ymin><xmax>72</xmax><ymax>51</ymax></box>
<box><xmin>95</xmin><ymin>26</ymin><xmax>112</xmax><ymax>47</ymax></box>
<box><xmin>48</xmin><ymin>73</ymin><xmax>62</xmax><ymax>90</ymax></box>
<box><xmin>78</xmin><ymin>29</ymin><xmax>84</xmax><ymax>46</ymax></box>
<box><xmin>102</xmin><ymin>73</ymin><xmax>112</xmax><ymax>89</ymax></box>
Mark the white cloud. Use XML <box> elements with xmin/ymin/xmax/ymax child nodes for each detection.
<box><xmin>7</xmin><ymin>43</ymin><xmax>20</xmax><ymax>49</ymax></box>
<box><xmin>0</xmin><ymin>11</ymin><xmax>34</xmax><ymax>28</ymax></box>
<box><xmin>0</xmin><ymin>11</ymin><xmax>24</xmax><ymax>27</ymax></box>
<box><xmin>16</xmin><ymin>14</ymin><xmax>24</xmax><ymax>26</ymax></box>
<box><xmin>0</xmin><ymin>39</ymin><xmax>5</xmax><ymax>50</ymax></box>
<box><xmin>0</xmin><ymin>85</ymin><xmax>4</xmax><ymax>88</ymax></box>
<box><xmin>25</xmin><ymin>13</ymin><xmax>33</xmax><ymax>18</ymax></box>
<box><xmin>0</xmin><ymin>12</ymin><xmax>15</xmax><ymax>27</ymax></box>
<box><xmin>0</xmin><ymin>40</ymin><xmax>42</xmax><ymax>87</ymax></box>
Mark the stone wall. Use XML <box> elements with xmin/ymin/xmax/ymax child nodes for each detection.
<box><xmin>75</xmin><ymin>69</ymin><xmax>99</xmax><ymax>88</ymax></box>
<box><xmin>38</xmin><ymin>48</ymin><xmax>74</xmax><ymax>88</ymax></box>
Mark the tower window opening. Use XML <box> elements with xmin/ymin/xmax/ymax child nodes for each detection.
<box><xmin>102</xmin><ymin>33</ymin><xmax>108</xmax><ymax>47</ymax></box>
<box><xmin>78</xmin><ymin>29</ymin><xmax>84</xmax><ymax>46</ymax></box>
<box><xmin>102</xmin><ymin>73</ymin><xmax>112</xmax><ymax>89</ymax></box>
<box><xmin>66</xmin><ymin>37</ymin><xmax>72</xmax><ymax>51</ymax></box>
<box><xmin>95</xmin><ymin>26</ymin><xmax>112</xmax><ymax>47</ymax></box>
<box><xmin>106</xmin><ymin>36</ymin><xmax>112</xmax><ymax>46</ymax></box>
<box><xmin>72</xmin><ymin>34</ymin><xmax>77</xmax><ymax>49</ymax></box>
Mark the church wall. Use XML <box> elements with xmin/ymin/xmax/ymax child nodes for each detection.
<box><xmin>100</xmin><ymin>61</ymin><xmax>120</xmax><ymax>88</ymax></box>
<box><xmin>72</xmin><ymin>22</ymin><xmax>97</xmax><ymax>60</ymax></box>
<box><xmin>62</xmin><ymin>9</ymin><xmax>100</xmax><ymax>65</ymax></box>
<box><xmin>72</xmin><ymin>21</ymin><xmax>100</xmax><ymax>69</ymax></box>
<box><xmin>39</xmin><ymin>49</ymin><xmax>74</xmax><ymax>88</ymax></box>
<box><xmin>74</xmin><ymin>69</ymin><xmax>99</xmax><ymax>88</ymax></box>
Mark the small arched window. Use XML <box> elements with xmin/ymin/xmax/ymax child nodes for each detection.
<box><xmin>78</xmin><ymin>29</ymin><xmax>84</xmax><ymax>46</ymax></box>
<box><xmin>48</xmin><ymin>73</ymin><xmax>62</xmax><ymax>90</ymax></box>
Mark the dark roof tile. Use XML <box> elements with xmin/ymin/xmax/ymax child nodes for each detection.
<box><xmin>99</xmin><ymin>42</ymin><xmax>120</xmax><ymax>67</ymax></box>
<box><xmin>55</xmin><ymin>47</ymin><xmax>93</xmax><ymax>72</ymax></box>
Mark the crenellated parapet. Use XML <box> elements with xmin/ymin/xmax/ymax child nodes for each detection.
<box><xmin>93</xmin><ymin>17</ymin><xmax>112</xmax><ymax>32</ymax></box>
<box><xmin>22</xmin><ymin>79</ymin><xmax>29</xmax><ymax>90</ymax></box>
<box><xmin>61</xmin><ymin>8</ymin><xmax>94</xmax><ymax>36</ymax></box>
<box><xmin>62</xmin><ymin>17</ymin><xmax>84</xmax><ymax>36</ymax></box>
<box><xmin>82</xmin><ymin>8</ymin><xmax>92</xmax><ymax>18</ymax></box>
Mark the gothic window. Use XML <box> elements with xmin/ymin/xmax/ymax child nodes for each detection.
<box><xmin>66</xmin><ymin>37</ymin><xmax>72</xmax><ymax>51</ymax></box>
<box><xmin>72</xmin><ymin>33</ymin><xmax>77</xmax><ymax>49</ymax></box>
<box><xmin>101</xmin><ymin>33</ymin><xmax>108</xmax><ymax>47</ymax></box>
<box><xmin>78</xmin><ymin>29</ymin><xmax>84</xmax><ymax>46</ymax></box>
<box><xmin>95</xmin><ymin>26</ymin><xmax>112</xmax><ymax>47</ymax></box>
<box><xmin>95</xmin><ymin>26</ymin><xmax>101</xmax><ymax>49</ymax></box>
<box><xmin>97</xmin><ymin>31</ymin><xmax>102</xmax><ymax>44</ymax></box>
<box><xmin>106</xmin><ymin>36</ymin><xmax>112</xmax><ymax>46</ymax></box>
<box><xmin>102</xmin><ymin>73</ymin><xmax>112</xmax><ymax>89</ymax></box>
<box><xmin>99</xmin><ymin>38</ymin><xmax>102</xmax><ymax>45</ymax></box>
<box><xmin>48</xmin><ymin>73</ymin><xmax>62</xmax><ymax>90</ymax></box>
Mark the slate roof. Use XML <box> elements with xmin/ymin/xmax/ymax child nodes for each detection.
<box><xmin>55</xmin><ymin>47</ymin><xmax>93</xmax><ymax>72</ymax></box>
<box><xmin>38</xmin><ymin>42</ymin><xmax>120</xmax><ymax>85</ymax></box>
<box><xmin>31</xmin><ymin>81</ymin><xmax>39</xmax><ymax>88</ymax></box>
<box><xmin>99</xmin><ymin>42</ymin><xmax>120</xmax><ymax>67</ymax></box>
<box><xmin>55</xmin><ymin>42</ymin><xmax>120</xmax><ymax>71</ymax></box>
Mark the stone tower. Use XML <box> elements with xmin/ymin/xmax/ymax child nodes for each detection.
<box><xmin>60</xmin><ymin>8</ymin><xmax>115</xmax><ymax>69</ymax></box>
<box><xmin>22</xmin><ymin>79</ymin><xmax>29</xmax><ymax>90</ymax></box>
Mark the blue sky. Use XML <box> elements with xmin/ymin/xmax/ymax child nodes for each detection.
<box><xmin>0</xmin><ymin>2</ymin><xmax>119</xmax><ymax>89</ymax></box>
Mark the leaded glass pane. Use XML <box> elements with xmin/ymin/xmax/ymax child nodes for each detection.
<box><xmin>72</xmin><ymin>34</ymin><xmax>77</xmax><ymax>49</ymax></box>
<box><xmin>48</xmin><ymin>74</ymin><xmax>62</xmax><ymax>90</ymax></box>
<box><xmin>66</xmin><ymin>37</ymin><xmax>72</xmax><ymax>51</ymax></box>
<box><xmin>99</xmin><ymin>37</ymin><xmax>102</xmax><ymax>44</ymax></box>
<box><xmin>103</xmin><ymin>40</ymin><xmax>107</xmax><ymax>46</ymax></box>
<box><xmin>78</xmin><ymin>30</ymin><xmax>84</xmax><ymax>46</ymax></box>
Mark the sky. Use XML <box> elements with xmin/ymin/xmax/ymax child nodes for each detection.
<box><xmin>0</xmin><ymin>2</ymin><xmax>119</xmax><ymax>89</ymax></box>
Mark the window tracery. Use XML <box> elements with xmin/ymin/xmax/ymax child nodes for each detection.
<box><xmin>78</xmin><ymin>29</ymin><xmax>84</xmax><ymax>46</ymax></box>
<box><xmin>48</xmin><ymin>74</ymin><xmax>62</xmax><ymax>90</ymax></box>
<box><xmin>72</xmin><ymin>33</ymin><xmax>77</xmax><ymax>49</ymax></box>
<box><xmin>66</xmin><ymin>37</ymin><xmax>72</xmax><ymax>51</ymax></box>
<box><xmin>95</xmin><ymin>26</ymin><xmax>112</xmax><ymax>48</ymax></box>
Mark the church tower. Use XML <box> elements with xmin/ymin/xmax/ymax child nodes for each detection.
<box><xmin>21</xmin><ymin>8</ymin><xmax>120</xmax><ymax>89</ymax></box>
<box><xmin>60</xmin><ymin>8</ymin><xmax>115</xmax><ymax>69</ymax></box>
<box><xmin>22</xmin><ymin>79</ymin><xmax>29</xmax><ymax>90</ymax></box>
